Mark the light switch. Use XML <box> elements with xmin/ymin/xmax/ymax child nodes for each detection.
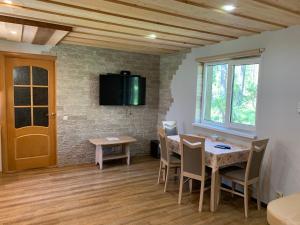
<box><xmin>63</xmin><ymin>115</ymin><xmax>68</xmax><ymax>120</ymax></box>
<box><xmin>297</xmin><ymin>102</ymin><xmax>300</xmax><ymax>113</ymax></box>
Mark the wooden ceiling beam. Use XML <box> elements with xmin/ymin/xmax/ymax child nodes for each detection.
<box><xmin>32</xmin><ymin>27</ymin><xmax>56</xmax><ymax>45</ymax></box>
<box><xmin>71</xmin><ymin>30</ymin><xmax>198</xmax><ymax>48</ymax></box>
<box><xmin>46</xmin><ymin>30</ymin><xmax>69</xmax><ymax>45</ymax></box>
<box><xmin>73</xmin><ymin>27</ymin><xmax>207</xmax><ymax>46</ymax></box>
<box><xmin>181</xmin><ymin>0</ymin><xmax>300</xmax><ymax>27</ymax></box>
<box><xmin>0</xmin><ymin>14</ymin><xmax>72</xmax><ymax>31</ymax></box>
<box><xmin>103</xmin><ymin>0</ymin><xmax>280</xmax><ymax>32</ymax></box>
<box><xmin>0</xmin><ymin>5</ymin><xmax>219</xmax><ymax>45</ymax></box>
<box><xmin>73</xmin><ymin>26</ymin><xmax>217</xmax><ymax>45</ymax></box>
<box><xmin>22</xmin><ymin>25</ymin><xmax>38</xmax><ymax>43</ymax></box>
<box><xmin>35</xmin><ymin>0</ymin><xmax>240</xmax><ymax>38</ymax></box>
<box><xmin>62</xmin><ymin>37</ymin><xmax>177</xmax><ymax>55</ymax></box>
<box><xmin>176</xmin><ymin>0</ymin><xmax>288</xmax><ymax>28</ymax></box>
<box><xmin>68</xmin><ymin>32</ymin><xmax>188</xmax><ymax>51</ymax></box>
<box><xmin>61</xmin><ymin>41</ymin><xmax>164</xmax><ymax>55</ymax></box>
<box><xmin>253</xmin><ymin>0</ymin><xmax>300</xmax><ymax>16</ymax></box>
<box><xmin>48</xmin><ymin>0</ymin><xmax>259</xmax><ymax>34</ymax></box>
<box><xmin>0</xmin><ymin>0</ymin><xmax>298</xmax><ymax>53</ymax></box>
<box><xmin>0</xmin><ymin>2</ymin><xmax>228</xmax><ymax>42</ymax></box>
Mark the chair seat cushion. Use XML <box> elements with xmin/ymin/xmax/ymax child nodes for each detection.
<box><xmin>169</xmin><ymin>155</ymin><xmax>181</xmax><ymax>164</ymax></box>
<box><xmin>220</xmin><ymin>166</ymin><xmax>245</xmax><ymax>181</ymax></box>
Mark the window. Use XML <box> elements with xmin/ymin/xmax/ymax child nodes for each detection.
<box><xmin>203</xmin><ymin>64</ymin><xmax>228</xmax><ymax>124</ymax></box>
<box><xmin>199</xmin><ymin>58</ymin><xmax>260</xmax><ymax>131</ymax></box>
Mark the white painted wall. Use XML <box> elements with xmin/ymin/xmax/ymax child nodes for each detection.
<box><xmin>166</xmin><ymin>26</ymin><xmax>300</xmax><ymax>202</ymax></box>
<box><xmin>0</xmin><ymin>39</ymin><xmax>53</xmax><ymax>54</ymax></box>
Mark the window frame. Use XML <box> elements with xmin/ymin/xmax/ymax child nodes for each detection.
<box><xmin>200</xmin><ymin>57</ymin><xmax>261</xmax><ymax>132</ymax></box>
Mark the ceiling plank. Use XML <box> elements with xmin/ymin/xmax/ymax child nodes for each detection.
<box><xmin>253</xmin><ymin>0</ymin><xmax>300</xmax><ymax>15</ymax></box>
<box><xmin>61</xmin><ymin>40</ymin><xmax>163</xmax><ymax>55</ymax></box>
<box><xmin>71</xmin><ymin>30</ymin><xmax>197</xmax><ymax>48</ymax></box>
<box><xmin>32</xmin><ymin>27</ymin><xmax>55</xmax><ymax>45</ymax></box>
<box><xmin>46</xmin><ymin>30</ymin><xmax>69</xmax><ymax>45</ymax></box>
<box><xmin>184</xmin><ymin>0</ymin><xmax>300</xmax><ymax>27</ymax></box>
<box><xmin>22</xmin><ymin>25</ymin><xmax>38</xmax><ymax>43</ymax></box>
<box><xmin>62</xmin><ymin>37</ymin><xmax>177</xmax><ymax>55</ymax></box>
<box><xmin>68</xmin><ymin>32</ymin><xmax>187</xmax><ymax>51</ymax></box>
<box><xmin>0</xmin><ymin>14</ymin><xmax>72</xmax><ymax>31</ymax></box>
<box><xmin>13</xmin><ymin>0</ymin><xmax>237</xmax><ymax>40</ymax></box>
<box><xmin>104</xmin><ymin>0</ymin><xmax>282</xmax><ymax>32</ymax></box>
<box><xmin>42</xmin><ymin>0</ymin><xmax>248</xmax><ymax>37</ymax></box>
<box><xmin>0</xmin><ymin>2</ymin><xmax>229</xmax><ymax>41</ymax></box>
<box><xmin>0</xmin><ymin>21</ymin><xmax>22</xmax><ymax>42</ymax></box>
<box><xmin>73</xmin><ymin>27</ymin><xmax>215</xmax><ymax>46</ymax></box>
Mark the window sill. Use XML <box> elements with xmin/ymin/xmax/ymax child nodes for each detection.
<box><xmin>192</xmin><ymin>122</ymin><xmax>257</xmax><ymax>139</ymax></box>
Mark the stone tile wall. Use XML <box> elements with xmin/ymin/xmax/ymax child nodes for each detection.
<box><xmin>51</xmin><ymin>44</ymin><xmax>160</xmax><ymax>166</ymax></box>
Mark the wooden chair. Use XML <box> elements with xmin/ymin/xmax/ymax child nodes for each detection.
<box><xmin>178</xmin><ymin>135</ymin><xmax>210</xmax><ymax>212</ymax></box>
<box><xmin>162</xmin><ymin>121</ymin><xmax>178</xmax><ymax>136</ymax></box>
<box><xmin>157</xmin><ymin>128</ymin><xmax>181</xmax><ymax>192</ymax></box>
<box><xmin>219</xmin><ymin>139</ymin><xmax>269</xmax><ymax>218</ymax></box>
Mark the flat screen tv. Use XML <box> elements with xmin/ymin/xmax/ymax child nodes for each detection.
<box><xmin>99</xmin><ymin>74</ymin><xmax>146</xmax><ymax>106</ymax></box>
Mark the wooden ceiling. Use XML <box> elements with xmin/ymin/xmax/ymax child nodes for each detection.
<box><xmin>0</xmin><ymin>16</ymin><xmax>71</xmax><ymax>45</ymax></box>
<box><xmin>0</xmin><ymin>0</ymin><xmax>300</xmax><ymax>54</ymax></box>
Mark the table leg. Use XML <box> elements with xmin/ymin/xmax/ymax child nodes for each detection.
<box><xmin>189</xmin><ymin>179</ymin><xmax>193</xmax><ymax>193</ymax></box>
<box><xmin>125</xmin><ymin>144</ymin><xmax>130</xmax><ymax>165</ymax></box>
<box><xmin>96</xmin><ymin>145</ymin><xmax>103</xmax><ymax>170</ymax></box>
<box><xmin>95</xmin><ymin>147</ymin><xmax>99</xmax><ymax>165</ymax></box>
<box><xmin>162</xmin><ymin>164</ymin><xmax>166</xmax><ymax>182</ymax></box>
<box><xmin>210</xmin><ymin>169</ymin><xmax>220</xmax><ymax>212</ymax></box>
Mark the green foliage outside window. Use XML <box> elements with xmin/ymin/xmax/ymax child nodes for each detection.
<box><xmin>231</xmin><ymin>64</ymin><xmax>259</xmax><ymax>126</ymax></box>
<box><xmin>204</xmin><ymin>64</ymin><xmax>228</xmax><ymax>123</ymax></box>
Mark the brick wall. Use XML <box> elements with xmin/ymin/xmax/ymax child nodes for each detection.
<box><xmin>157</xmin><ymin>52</ymin><xmax>188</xmax><ymax>127</ymax></box>
<box><xmin>51</xmin><ymin>44</ymin><xmax>160</xmax><ymax>166</ymax></box>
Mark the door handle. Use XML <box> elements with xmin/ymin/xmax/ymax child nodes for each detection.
<box><xmin>47</xmin><ymin>113</ymin><xmax>56</xmax><ymax>117</ymax></box>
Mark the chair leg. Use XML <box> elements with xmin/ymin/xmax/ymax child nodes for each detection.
<box><xmin>178</xmin><ymin>174</ymin><xmax>184</xmax><ymax>204</ymax></box>
<box><xmin>244</xmin><ymin>185</ymin><xmax>249</xmax><ymax>218</ymax></box>
<box><xmin>174</xmin><ymin>167</ymin><xmax>179</xmax><ymax>181</ymax></box>
<box><xmin>199</xmin><ymin>179</ymin><xmax>205</xmax><ymax>212</ymax></box>
<box><xmin>164</xmin><ymin>165</ymin><xmax>170</xmax><ymax>192</ymax></box>
<box><xmin>189</xmin><ymin>179</ymin><xmax>193</xmax><ymax>193</ymax></box>
<box><xmin>157</xmin><ymin>161</ymin><xmax>162</xmax><ymax>184</ymax></box>
<box><xmin>256</xmin><ymin>182</ymin><xmax>261</xmax><ymax>211</ymax></box>
<box><xmin>232</xmin><ymin>182</ymin><xmax>236</xmax><ymax>197</ymax></box>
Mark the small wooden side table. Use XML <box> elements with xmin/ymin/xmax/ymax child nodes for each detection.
<box><xmin>89</xmin><ymin>136</ymin><xmax>137</xmax><ymax>170</ymax></box>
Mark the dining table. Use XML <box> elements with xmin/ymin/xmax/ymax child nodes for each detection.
<box><xmin>167</xmin><ymin>135</ymin><xmax>250</xmax><ymax>212</ymax></box>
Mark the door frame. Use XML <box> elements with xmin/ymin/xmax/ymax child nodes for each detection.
<box><xmin>0</xmin><ymin>51</ymin><xmax>57</xmax><ymax>172</ymax></box>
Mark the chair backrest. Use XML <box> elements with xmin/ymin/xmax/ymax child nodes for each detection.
<box><xmin>245</xmin><ymin>139</ymin><xmax>269</xmax><ymax>181</ymax></box>
<box><xmin>162</xmin><ymin>121</ymin><xmax>178</xmax><ymax>136</ymax></box>
<box><xmin>158</xmin><ymin>128</ymin><xmax>168</xmax><ymax>162</ymax></box>
<box><xmin>180</xmin><ymin>135</ymin><xmax>206</xmax><ymax>177</ymax></box>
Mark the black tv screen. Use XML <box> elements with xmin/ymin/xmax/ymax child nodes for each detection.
<box><xmin>99</xmin><ymin>74</ymin><xmax>125</xmax><ymax>105</ymax></box>
<box><xmin>99</xmin><ymin>74</ymin><xmax>146</xmax><ymax>106</ymax></box>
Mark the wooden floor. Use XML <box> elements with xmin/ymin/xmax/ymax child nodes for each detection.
<box><xmin>0</xmin><ymin>157</ymin><xmax>267</xmax><ymax>225</ymax></box>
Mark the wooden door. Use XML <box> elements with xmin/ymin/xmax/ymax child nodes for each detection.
<box><xmin>6</xmin><ymin>57</ymin><xmax>56</xmax><ymax>171</ymax></box>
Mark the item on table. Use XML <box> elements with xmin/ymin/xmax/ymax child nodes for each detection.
<box><xmin>211</xmin><ymin>134</ymin><xmax>225</xmax><ymax>142</ymax></box>
<box><xmin>214</xmin><ymin>144</ymin><xmax>231</xmax><ymax>149</ymax></box>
